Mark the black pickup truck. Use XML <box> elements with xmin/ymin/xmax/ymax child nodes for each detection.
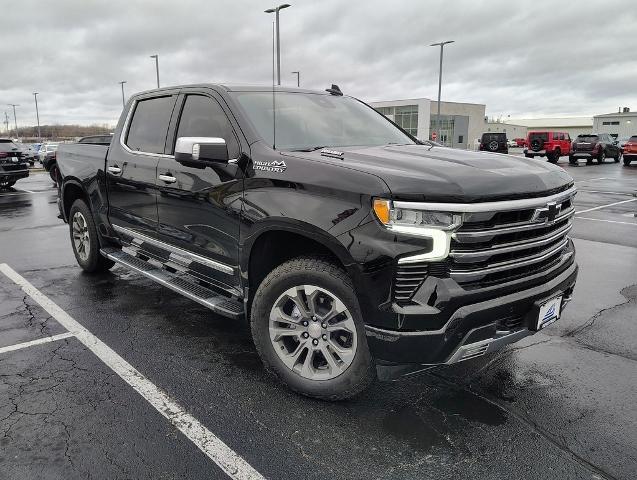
<box><xmin>0</xmin><ymin>139</ymin><xmax>29</xmax><ymax>189</ymax></box>
<box><xmin>56</xmin><ymin>84</ymin><xmax>578</xmax><ymax>400</ymax></box>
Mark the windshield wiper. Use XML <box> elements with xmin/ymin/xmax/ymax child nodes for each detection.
<box><xmin>292</xmin><ymin>146</ymin><xmax>328</xmax><ymax>152</ymax></box>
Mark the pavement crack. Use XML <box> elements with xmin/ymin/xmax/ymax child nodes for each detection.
<box><xmin>563</xmin><ymin>283</ymin><xmax>637</xmax><ymax>338</ymax></box>
<box><xmin>427</xmin><ymin>371</ymin><xmax>620</xmax><ymax>480</ymax></box>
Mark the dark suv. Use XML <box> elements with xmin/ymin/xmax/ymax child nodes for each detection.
<box><xmin>0</xmin><ymin>139</ymin><xmax>29</xmax><ymax>189</ymax></box>
<box><xmin>479</xmin><ymin>133</ymin><xmax>508</xmax><ymax>154</ymax></box>
<box><xmin>570</xmin><ymin>133</ymin><xmax>622</xmax><ymax>164</ymax></box>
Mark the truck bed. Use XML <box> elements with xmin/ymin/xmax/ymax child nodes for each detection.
<box><xmin>57</xmin><ymin>143</ymin><xmax>109</xmax><ymax>180</ymax></box>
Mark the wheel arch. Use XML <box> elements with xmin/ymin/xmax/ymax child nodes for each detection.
<box><xmin>61</xmin><ymin>179</ymin><xmax>89</xmax><ymax>222</ymax></box>
<box><xmin>242</xmin><ymin>222</ymin><xmax>357</xmax><ymax>308</ymax></box>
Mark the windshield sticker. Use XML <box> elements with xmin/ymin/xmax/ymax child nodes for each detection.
<box><xmin>254</xmin><ymin>160</ymin><xmax>287</xmax><ymax>173</ymax></box>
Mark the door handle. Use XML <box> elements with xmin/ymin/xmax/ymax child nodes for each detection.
<box><xmin>158</xmin><ymin>174</ymin><xmax>177</xmax><ymax>184</ymax></box>
<box><xmin>107</xmin><ymin>165</ymin><xmax>122</xmax><ymax>175</ymax></box>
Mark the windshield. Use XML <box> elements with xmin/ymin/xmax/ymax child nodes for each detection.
<box><xmin>232</xmin><ymin>91</ymin><xmax>415</xmax><ymax>151</ymax></box>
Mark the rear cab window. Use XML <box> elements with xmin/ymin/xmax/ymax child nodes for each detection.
<box><xmin>125</xmin><ymin>96</ymin><xmax>176</xmax><ymax>154</ymax></box>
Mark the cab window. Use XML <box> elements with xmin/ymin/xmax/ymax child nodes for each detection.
<box><xmin>174</xmin><ymin>95</ymin><xmax>240</xmax><ymax>159</ymax></box>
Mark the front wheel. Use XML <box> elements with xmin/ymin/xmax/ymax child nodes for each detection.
<box><xmin>0</xmin><ymin>179</ymin><xmax>16</xmax><ymax>189</ymax></box>
<box><xmin>615</xmin><ymin>152</ymin><xmax>621</xmax><ymax>163</ymax></box>
<box><xmin>625</xmin><ymin>158</ymin><xmax>632</xmax><ymax>166</ymax></box>
<box><xmin>69</xmin><ymin>199</ymin><xmax>115</xmax><ymax>273</ymax></box>
<box><xmin>250</xmin><ymin>256</ymin><xmax>375</xmax><ymax>400</ymax></box>
<box><xmin>548</xmin><ymin>150</ymin><xmax>560</xmax><ymax>163</ymax></box>
<box><xmin>569</xmin><ymin>156</ymin><xmax>578</xmax><ymax>166</ymax></box>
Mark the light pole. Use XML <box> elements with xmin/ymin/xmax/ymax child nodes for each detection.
<box><xmin>265</xmin><ymin>4</ymin><xmax>291</xmax><ymax>86</ymax></box>
<box><xmin>119</xmin><ymin>81</ymin><xmax>127</xmax><ymax>107</ymax></box>
<box><xmin>291</xmin><ymin>71</ymin><xmax>300</xmax><ymax>87</ymax></box>
<box><xmin>33</xmin><ymin>93</ymin><xmax>41</xmax><ymax>141</ymax></box>
<box><xmin>430</xmin><ymin>40</ymin><xmax>454</xmax><ymax>143</ymax></box>
<box><xmin>7</xmin><ymin>104</ymin><xmax>19</xmax><ymax>140</ymax></box>
<box><xmin>150</xmin><ymin>54</ymin><xmax>160</xmax><ymax>88</ymax></box>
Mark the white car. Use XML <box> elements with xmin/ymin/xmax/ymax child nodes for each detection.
<box><xmin>507</xmin><ymin>139</ymin><xmax>518</xmax><ymax>148</ymax></box>
<box><xmin>38</xmin><ymin>143</ymin><xmax>59</xmax><ymax>163</ymax></box>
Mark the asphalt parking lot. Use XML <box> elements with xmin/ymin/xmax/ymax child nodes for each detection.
<box><xmin>1</xmin><ymin>161</ymin><xmax>636</xmax><ymax>480</ymax></box>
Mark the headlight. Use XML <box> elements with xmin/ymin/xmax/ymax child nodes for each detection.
<box><xmin>373</xmin><ymin>198</ymin><xmax>463</xmax><ymax>262</ymax></box>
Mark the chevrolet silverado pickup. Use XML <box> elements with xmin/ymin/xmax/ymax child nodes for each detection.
<box><xmin>56</xmin><ymin>84</ymin><xmax>578</xmax><ymax>400</ymax></box>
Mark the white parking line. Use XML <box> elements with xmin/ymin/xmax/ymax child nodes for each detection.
<box><xmin>575</xmin><ymin>217</ymin><xmax>637</xmax><ymax>226</ymax></box>
<box><xmin>0</xmin><ymin>263</ymin><xmax>265</xmax><ymax>480</ymax></box>
<box><xmin>576</xmin><ymin>190</ymin><xmax>635</xmax><ymax>196</ymax></box>
<box><xmin>0</xmin><ymin>332</ymin><xmax>75</xmax><ymax>355</ymax></box>
<box><xmin>575</xmin><ymin>198</ymin><xmax>637</xmax><ymax>214</ymax></box>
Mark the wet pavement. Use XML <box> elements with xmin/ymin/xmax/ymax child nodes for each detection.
<box><xmin>1</xmin><ymin>164</ymin><xmax>636</xmax><ymax>480</ymax></box>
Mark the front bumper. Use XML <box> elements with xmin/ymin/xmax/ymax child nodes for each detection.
<box><xmin>366</xmin><ymin>260</ymin><xmax>577</xmax><ymax>367</ymax></box>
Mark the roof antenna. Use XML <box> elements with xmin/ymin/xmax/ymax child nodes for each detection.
<box><xmin>271</xmin><ymin>20</ymin><xmax>277</xmax><ymax>149</ymax></box>
<box><xmin>326</xmin><ymin>84</ymin><xmax>343</xmax><ymax>96</ymax></box>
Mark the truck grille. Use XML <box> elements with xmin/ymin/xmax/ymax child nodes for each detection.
<box><xmin>449</xmin><ymin>193</ymin><xmax>575</xmax><ymax>289</ymax></box>
<box><xmin>392</xmin><ymin>188</ymin><xmax>576</xmax><ymax>303</ymax></box>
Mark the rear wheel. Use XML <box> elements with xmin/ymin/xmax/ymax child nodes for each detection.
<box><xmin>569</xmin><ymin>156</ymin><xmax>578</xmax><ymax>166</ymax></box>
<box><xmin>49</xmin><ymin>163</ymin><xmax>60</xmax><ymax>185</ymax></box>
<box><xmin>615</xmin><ymin>151</ymin><xmax>621</xmax><ymax>163</ymax></box>
<box><xmin>597</xmin><ymin>150</ymin><xmax>606</xmax><ymax>164</ymax></box>
<box><xmin>251</xmin><ymin>256</ymin><xmax>375</xmax><ymax>400</ymax></box>
<box><xmin>69</xmin><ymin>199</ymin><xmax>115</xmax><ymax>273</ymax></box>
<box><xmin>625</xmin><ymin>158</ymin><xmax>632</xmax><ymax>166</ymax></box>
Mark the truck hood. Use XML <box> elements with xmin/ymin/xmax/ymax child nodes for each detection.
<box><xmin>285</xmin><ymin>144</ymin><xmax>573</xmax><ymax>202</ymax></box>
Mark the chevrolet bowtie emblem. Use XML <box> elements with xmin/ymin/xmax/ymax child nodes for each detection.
<box><xmin>532</xmin><ymin>201</ymin><xmax>562</xmax><ymax>224</ymax></box>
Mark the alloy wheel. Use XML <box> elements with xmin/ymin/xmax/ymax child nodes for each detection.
<box><xmin>269</xmin><ymin>285</ymin><xmax>358</xmax><ymax>381</ymax></box>
<box><xmin>72</xmin><ymin>211</ymin><xmax>91</xmax><ymax>261</ymax></box>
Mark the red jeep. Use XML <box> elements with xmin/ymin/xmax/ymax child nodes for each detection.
<box><xmin>524</xmin><ymin>131</ymin><xmax>571</xmax><ymax>163</ymax></box>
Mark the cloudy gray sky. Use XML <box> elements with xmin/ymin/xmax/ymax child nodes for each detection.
<box><xmin>2</xmin><ymin>0</ymin><xmax>636</xmax><ymax>127</ymax></box>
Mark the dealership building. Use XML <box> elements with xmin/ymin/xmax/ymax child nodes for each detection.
<box><xmin>593</xmin><ymin>108</ymin><xmax>636</xmax><ymax>139</ymax></box>
<box><xmin>369</xmin><ymin>98</ymin><xmax>485</xmax><ymax>149</ymax></box>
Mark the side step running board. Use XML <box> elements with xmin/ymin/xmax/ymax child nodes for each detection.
<box><xmin>101</xmin><ymin>247</ymin><xmax>244</xmax><ymax>320</ymax></box>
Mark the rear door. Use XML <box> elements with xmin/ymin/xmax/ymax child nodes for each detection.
<box><xmin>106</xmin><ymin>94</ymin><xmax>177</xmax><ymax>238</ymax></box>
<box><xmin>155</xmin><ymin>91</ymin><xmax>244</xmax><ymax>292</ymax></box>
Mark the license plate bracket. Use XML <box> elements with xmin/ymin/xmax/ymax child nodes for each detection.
<box><xmin>531</xmin><ymin>295</ymin><xmax>562</xmax><ymax>331</ymax></box>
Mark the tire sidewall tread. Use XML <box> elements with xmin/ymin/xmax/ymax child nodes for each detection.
<box><xmin>250</xmin><ymin>256</ymin><xmax>375</xmax><ymax>401</ymax></box>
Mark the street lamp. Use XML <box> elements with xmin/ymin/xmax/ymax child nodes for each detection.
<box><xmin>119</xmin><ymin>81</ymin><xmax>127</xmax><ymax>107</ymax></box>
<box><xmin>150</xmin><ymin>54</ymin><xmax>160</xmax><ymax>88</ymax></box>
<box><xmin>430</xmin><ymin>40</ymin><xmax>454</xmax><ymax>143</ymax></box>
<box><xmin>33</xmin><ymin>93</ymin><xmax>41</xmax><ymax>141</ymax></box>
<box><xmin>265</xmin><ymin>4</ymin><xmax>291</xmax><ymax>86</ymax></box>
<box><xmin>291</xmin><ymin>71</ymin><xmax>300</xmax><ymax>87</ymax></box>
<box><xmin>7</xmin><ymin>104</ymin><xmax>19</xmax><ymax>140</ymax></box>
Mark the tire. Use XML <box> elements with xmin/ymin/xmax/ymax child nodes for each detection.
<box><xmin>68</xmin><ymin>199</ymin><xmax>115</xmax><ymax>273</ymax></box>
<box><xmin>0</xmin><ymin>179</ymin><xmax>16</xmax><ymax>189</ymax></box>
<box><xmin>597</xmin><ymin>150</ymin><xmax>606</xmax><ymax>164</ymax></box>
<box><xmin>624</xmin><ymin>158</ymin><xmax>632</xmax><ymax>166</ymax></box>
<box><xmin>569</xmin><ymin>156</ymin><xmax>578</xmax><ymax>165</ymax></box>
<box><xmin>49</xmin><ymin>163</ymin><xmax>60</xmax><ymax>185</ymax></box>
<box><xmin>250</xmin><ymin>256</ymin><xmax>375</xmax><ymax>401</ymax></box>
<box><xmin>525</xmin><ymin>154</ymin><xmax>533</xmax><ymax>158</ymax></box>
<box><xmin>548</xmin><ymin>150</ymin><xmax>560</xmax><ymax>163</ymax></box>
<box><xmin>615</xmin><ymin>151</ymin><xmax>621</xmax><ymax>163</ymax></box>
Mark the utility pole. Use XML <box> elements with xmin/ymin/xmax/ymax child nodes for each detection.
<box><xmin>7</xmin><ymin>104</ymin><xmax>19</xmax><ymax>139</ymax></box>
<box><xmin>291</xmin><ymin>71</ymin><xmax>300</xmax><ymax>87</ymax></box>
<box><xmin>3</xmin><ymin>112</ymin><xmax>9</xmax><ymax>135</ymax></box>
<box><xmin>430</xmin><ymin>40</ymin><xmax>454</xmax><ymax>143</ymax></box>
<box><xmin>150</xmin><ymin>55</ymin><xmax>160</xmax><ymax>88</ymax></box>
<box><xmin>265</xmin><ymin>4</ymin><xmax>291</xmax><ymax>85</ymax></box>
<box><xmin>33</xmin><ymin>93</ymin><xmax>41</xmax><ymax>141</ymax></box>
<box><xmin>119</xmin><ymin>81</ymin><xmax>127</xmax><ymax>107</ymax></box>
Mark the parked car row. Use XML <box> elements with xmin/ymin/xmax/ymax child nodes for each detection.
<box><xmin>479</xmin><ymin>130</ymin><xmax>634</xmax><ymax>166</ymax></box>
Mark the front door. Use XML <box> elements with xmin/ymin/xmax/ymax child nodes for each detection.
<box><xmin>155</xmin><ymin>92</ymin><xmax>244</xmax><ymax>292</ymax></box>
<box><xmin>106</xmin><ymin>94</ymin><xmax>177</xmax><ymax>237</ymax></box>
